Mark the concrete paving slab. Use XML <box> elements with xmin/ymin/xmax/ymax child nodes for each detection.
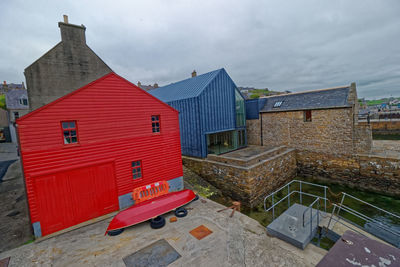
<box><xmin>123</xmin><ymin>239</ymin><xmax>181</xmax><ymax>267</ymax></box>
<box><xmin>0</xmin><ymin>197</ymin><xmax>327</xmax><ymax>266</ymax></box>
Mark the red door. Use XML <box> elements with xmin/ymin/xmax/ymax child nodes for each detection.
<box><xmin>34</xmin><ymin>162</ymin><xmax>118</xmax><ymax>236</ymax></box>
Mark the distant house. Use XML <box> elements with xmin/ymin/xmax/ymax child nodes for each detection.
<box><xmin>6</xmin><ymin>89</ymin><xmax>29</xmax><ymax>143</ymax></box>
<box><xmin>17</xmin><ymin>73</ymin><xmax>183</xmax><ymax>238</ymax></box>
<box><xmin>24</xmin><ymin>16</ymin><xmax>112</xmax><ymax>111</ymax></box>
<box><xmin>150</xmin><ymin>69</ymin><xmax>246</xmax><ymax>158</ymax></box>
<box><xmin>1</xmin><ymin>81</ymin><xmax>25</xmax><ymax>94</ymax></box>
<box><xmin>246</xmin><ymin>83</ymin><xmax>371</xmax><ymax>155</ymax></box>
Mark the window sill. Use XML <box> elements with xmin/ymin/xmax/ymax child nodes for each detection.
<box><xmin>62</xmin><ymin>143</ymin><xmax>81</xmax><ymax>148</ymax></box>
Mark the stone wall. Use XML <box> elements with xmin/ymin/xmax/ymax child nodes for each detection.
<box><xmin>182</xmin><ymin>148</ymin><xmax>297</xmax><ymax>207</ymax></box>
<box><xmin>297</xmin><ymin>151</ymin><xmax>400</xmax><ymax>196</ymax></box>
<box><xmin>261</xmin><ymin>108</ymin><xmax>354</xmax><ymax>155</ymax></box>
<box><xmin>246</xmin><ymin>119</ymin><xmax>261</xmax><ymax>145</ymax></box>
<box><xmin>359</xmin><ymin>120</ymin><xmax>400</xmax><ymax>135</ymax></box>
<box><xmin>353</xmin><ymin>124</ymin><xmax>372</xmax><ymax>154</ymax></box>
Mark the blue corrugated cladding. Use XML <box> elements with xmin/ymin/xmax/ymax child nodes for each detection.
<box><xmin>199</xmin><ymin>69</ymin><xmax>238</xmax><ymax>157</ymax></box>
<box><xmin>167</xmin><ymin>98</ymin><xmax>203</xmax><ymax>158</ymax></box>
<box><xmin>153</xmin><ymin>68</ymin><xmax>246</xmax><ymax>158</ymax></box>
<box><xmin>245</xmin><ymin>98</ymin><xmax>267</xmax><ymax>119</ymax></box>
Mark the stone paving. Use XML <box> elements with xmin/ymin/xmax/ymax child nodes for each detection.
<box><xmin>0</xmin><ymin>196</ymin><xmax>326</xmax><ymax>266</ymax></box>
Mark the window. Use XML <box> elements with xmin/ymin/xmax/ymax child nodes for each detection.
<box><xmin>151</xmin><ymin>115</ymin><xmax>160</xmax><ymax>133</ymax></box>
<box><xmin>19</xmin><ymin>98</ymin><xmax>28</xmax><ymax>105</ymax></box>
<box><xmin>273</xmin><ymin>101</ymin><xmax>283</xmax><ymax>108</ymax></box>
<box><xmin>132</xmin><ymin>161</ymin><xmax>142</xmax><ymax>180</ymax></box>
<box><xmin>14</xmin><ymin>112</ymin><xmax>19</xmax><ymax>119</ymax></box>
<box><xmin>304</xmin><ymin>110</ymin><xmax>312</xmax><ymax>122</ymax></box>
<box><xmin>235</xmin><ymin>89</ymin><xmax>246</xmax><ymax>127</ymax></box>
<box><xmin>62</xmin><ymin>121</ymin><xmax>78</xmax><ymax>144</ymax></box>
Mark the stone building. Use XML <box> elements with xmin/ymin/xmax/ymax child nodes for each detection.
<box><xmin>24</xmin><ymin>16</ymin><xmax>112</xmax><ymax>111</ymax></box>
<box><xmin>246</xmin><ymin>83</ymin><xmax>371</xmax><ymax>155</ymax></box>
<box><xmin>6</xmin><ymin>89</ymin><xmax>30</xmax><ymax>143</ymax></box>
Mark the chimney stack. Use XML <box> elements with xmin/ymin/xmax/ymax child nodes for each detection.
<box><xmin>153</xmin><ymin>83</ymin><xmax>159</xmax><ymax>88</ymax></box>
<box><xmin>191</xmin><ymin>70</ymin><xmax>197</xmax><ymax>77</ymax></box>
<box><xmin>3</xmin><ymin>81</ymin><xmax>6</xmax><ymax>86</ymax></box>
<box><xmin>59</xmin><ymin>15</ymin><xmax>86</xmax><ymax>44</ymax></box>
<box><xmin>137</xmin><ymin>81</ymin><xmax>141</xmax><ymax>87</ymax></box>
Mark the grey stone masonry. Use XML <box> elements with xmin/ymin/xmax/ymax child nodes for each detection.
<box><xmin>24</xmin><ymin>19</ymin><xmax>112</xmax><ymax>111</ymax></box>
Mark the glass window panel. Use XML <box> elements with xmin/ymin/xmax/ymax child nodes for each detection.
<box><xmin>133</xmin><ymin>174</ymin><xmax>137</xmax><ymax>179</ymax></box>
<box><xmin>136</xmin><ymin>161</ymin><xmax>141</xmax><ymax>166</ymax></box>
<box><xmin>137</xmin><ymin>168</ymin><xmax>141</xmax><ymax>172</ymax></box>
<box><xmin>71</xmin><ymin>137</ymin><xmax>77</xmax><ymax>143</ymax></box>
<box><xmin>64</xmin><ymin>131</ymin><xmax>70</xmax><ymax>137</ymax></box>
<box><xmin>70</xmin><ymin>130</ymin><xmax>76</xmax><ymax>136</ymax></box>
<box><xmin>69</xmin><ymin>121</ymin><xmax>75</xmax><ymax>128</ymax></box>
<box><xmin>137</xmin><ymin>173</ymin><xmax>141</xmax><ymax>178</ymax></box>
<box><xmin>132</xmin><ymin>169</ymin><xmax>136</xmax><ymax>173</ymax></box>
<box><xmin>62</xmin><ymin>122</ymin><xmax>69</xmax><ymax>129</ymax></box>
<box><xmin>64</xmin><ymin>137</ymin><xmax>71</xmax><ymax>144</ymax></box>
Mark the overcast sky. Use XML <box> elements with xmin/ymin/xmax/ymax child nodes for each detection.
<box><xmin>1</xmin><ymin>0</ymin><xmax>399</xmax><ymax>99</ymax></box>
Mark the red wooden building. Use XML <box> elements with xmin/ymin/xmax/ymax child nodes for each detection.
<box><xmin>17</xmin><ymin>73</ymin><xmax>183</xmax><ymax>238</ymax></box>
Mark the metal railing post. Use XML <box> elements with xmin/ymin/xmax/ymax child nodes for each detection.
<box><xmin>310</xmin><ymin>204</ymin><xmax>313</xmax><ymax>239</ymax></box>
<box><xmin>337</xmin><ymin>193</ymin><xmax>346</xmax><ymax>217</ymax></box>
<box><xmin>327</xmin><ymin>205</ymin><xmax>336</xmax><ymax>230</ymax></box>
<box><xmin>287</xmin><ymin>184</ymin><xmax>290</xmax><ymax>208</ymax></box>
<box><xmin>300</xmin><ymin>181</ymin><xmax>302</xmax><ymax>205</ymax></box>
<box><xmin>272</xmin><ymin>193</ymin><xmax>275</xmax><ymax>220</ymax></box>
<box><xmin>324</xmin><ymin>186</ymin><xmax>327</xmax><ymax>213</ymax></box>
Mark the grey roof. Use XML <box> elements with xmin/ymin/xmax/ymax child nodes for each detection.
<box><xmin>149</xmin><ymin>69</ymin><xmax>223</xmax><ymax>102</ymax></box>
<box><xmin>6</xmin><ymin>89</ymin><xmax>29</xmax><ymax>109</ymax></box>
<box><xmin>260</xmin><ymin>86</ymin><xmax>351</xmax><ymax>112</ymax></box>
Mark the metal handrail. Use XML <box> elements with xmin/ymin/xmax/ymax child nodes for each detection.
<box><xmin>263</xmin><ymin>180</ymin><xmax>328</xmax><ymax>220</ymax></box>
<box><xmin>342</xmin><ymin>192</ymin><xmax>400</xmax><ymax>220</ymax></box>
<box><xmin>302</xmin><ymin>197</ymin><xmax>320</xmax><ymax>240</ymax></box>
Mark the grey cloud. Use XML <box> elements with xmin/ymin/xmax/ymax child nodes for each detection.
<box><xmin>0</xmin><ymin>0</ymin><xmax>399</xmax><ymax>99</ymax></box>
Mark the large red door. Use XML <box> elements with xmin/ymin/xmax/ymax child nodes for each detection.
<box><xmin>34</xmin><ymin>162</ymin><xmax>118</xmax><ymax>236</ymax></box>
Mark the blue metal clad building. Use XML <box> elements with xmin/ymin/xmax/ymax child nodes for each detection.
<box><xmin>150</xmin><ymin>68</ymin><xmax>246</xmax><ymax>158</ymax></box>
<box><xmin>245</xmin><ymin>98</ymin><xmax>267</xmax><ymax>119</ymax></box>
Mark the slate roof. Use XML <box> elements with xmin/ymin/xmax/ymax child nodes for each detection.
<box><xmin>6</xmin><ymin>89</ymin><xmax>29</xmax><ymax>109</ymax></box>
<box><xmin>149</xmin><ymin>69</ymin><xmax>223</xmax><ymax>102</ymax></box>
<box><xmin>260</xmin><ymin>86</ymin><xmax>351</xmax><ymax>112</ymax></box>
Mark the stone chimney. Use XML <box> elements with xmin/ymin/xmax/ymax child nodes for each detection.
<box><xmin>153</xmin><ymin>83</ymin><xmax>159</xmax><ymax>88</ymax></box>
<box><xmin>58</xmin><ymin>15</ymin><xmax>86</xmax><ymax>44</ymax></box>
<box><xmin>3</xmin><ymin>81</ymin><xmax>6</xmax><ymax>86</ymax></box>
<box><xmin>192</xmin><ymin>70</ymin><xmax>197</xmax><ymax>77</ymax></box>
<box><xmin>137</xmin><ymin>81</ymin><xmax>141</xmax><ymax>87</ymax></box>
<box><xmin>22</xmin><ymin>82</ymin><xmax>25</xmax><ymax>89</ymax></box>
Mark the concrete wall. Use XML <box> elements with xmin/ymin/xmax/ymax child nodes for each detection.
<box><xmin>24</xmin><ymin>22</ymin><xmax>112</xmax><ymax>111</ymax></box>
<box><xmin>359</xmin><ymin>120</ymin><xmax>400</xmax><ymax>135</ymax></box>
<box><xmin>183</xmin><ymin>148</ymin><xmax>297</xmax><ymax>207</ymax></box>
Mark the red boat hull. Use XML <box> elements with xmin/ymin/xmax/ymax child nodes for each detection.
<box><xmin>106</xmin><ymin>189</ymin><xmax>196</xmax><ymax>234</ymax></box>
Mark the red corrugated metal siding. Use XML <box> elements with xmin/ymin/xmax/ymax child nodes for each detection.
<box><xmin>17</xmin><ymin>73</ymin><xmax>183</xmax><ymax>234</ymax></box>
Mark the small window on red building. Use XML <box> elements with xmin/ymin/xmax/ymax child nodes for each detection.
<box><xmin>304</xmin><ymin>110</ymin><xmax>312</xmax><ymax>122</ymax></box>
<box><xmin>151</xmin><ymin>115</ymin><xmax>160</xmax><ymax>133</ymax></box>
<box><xmin>132</xmin><ymin>161</ymin><xmax>142</xmax><ymax>180</ymax></box>
<box><xmin>62</xmin><ymin>121</ymin><xmax>78</xmax><ymax>144</ymax></box>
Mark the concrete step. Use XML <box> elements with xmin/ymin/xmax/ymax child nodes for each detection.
<box><xmin>207</xmin><ymin>145</ymin><xmax>288</xmax><ymax>167</ymax></box>
<box><xmin>267</xmin><ymin>203</ymin><xmax>320</xmax><ymax>250</ymax></box>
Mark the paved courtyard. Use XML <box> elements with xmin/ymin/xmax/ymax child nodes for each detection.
<box><xmin>0</xmin><ymin>196</ymin><xmax>326</xmax><ymax>266</ymax></box>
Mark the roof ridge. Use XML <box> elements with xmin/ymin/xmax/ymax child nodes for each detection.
<box><xmin>157</xmin><ymin>68</ymin><xmax>223</xmax><ymax>89</ymax></box>
<box><xmin>261</xmin><ymin>85</ymin><xmax>349</xmax><ymax>99</ymax></box>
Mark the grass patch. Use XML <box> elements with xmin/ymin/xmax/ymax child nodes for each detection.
<box><xmin>0</xmin><ymin>94</ymin><xmax>5</xmax><ymax>109</ymax></box>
